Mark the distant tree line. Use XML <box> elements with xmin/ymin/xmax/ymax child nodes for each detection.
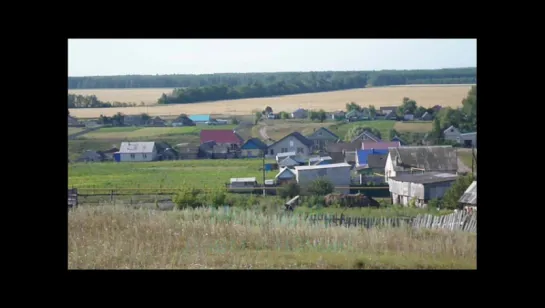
<box><xmin>68</xmin><ymin>68</ymin><xmax>476</xmax><ymax>105</ymax></box>
<box><xmin>68</xmin><ymin>94</ymin><xmax>140</xmax><ymax>108</ymax></box>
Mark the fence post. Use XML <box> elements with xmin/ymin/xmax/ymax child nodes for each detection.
<box><xmin>110</xmin><ymin>190</ymin><xmax>114</xmax><ymax>202</ymax></box>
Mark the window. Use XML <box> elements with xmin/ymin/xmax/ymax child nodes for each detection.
<box><xmin>270</xmin><ymin>149</ymin><xmax>274</xmax><ymax>155</ymax></box>
<box><xmin>318</xmin><ymin>132</ymin><xmax>322</xmax><ymax>136</ymax></box>
<box><xmin>297</xmin><ymin>147</ymin><xmax>304</xmax><ymax>153</ymax></box>
<box><xmin>143</xmin><ymin>154</ymin><xmax>147</xmax><ymax>158</ymax></box>
<box><xmin>281</xmin><ymin>148</ymin><xmax>288</xmax><ymax>153</ymax></box>
<box><xmin>130</xmin><ymin>154</ymin><xmax>135</xmax><ymax>159</ymax></box>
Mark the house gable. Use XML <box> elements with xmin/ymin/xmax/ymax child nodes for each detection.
<box><xmin>241</xmin><ymin>138</ymin><xmax>268</xmax><ymax>150</ymax></box>
<box><xmin>351</xmin><ymin>130</ymin><xmax>382</xmax><ymax>143</ymax></box>
<box><xmin>306</xmin><ymin>127</ymin><xmax>340</xmax><ymax>141</ymax></box>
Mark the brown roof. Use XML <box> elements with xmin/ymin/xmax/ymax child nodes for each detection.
<box><xmin>362</xmin><ymin>141</ymin><xmax>400</xmax><ymax>150</ymax></box>
<box><xmin>326</xmin><ymin>140</ymin><xmax>361</xmax><ymax>153</ymax></box>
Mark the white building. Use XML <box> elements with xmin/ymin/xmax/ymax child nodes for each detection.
<box><xmin>293</xmin><ymin>163</ymin><xmax>352</xmax><ymax>194</ymax></box>
<box><xmin>443</xmin><ymin>125</ymin><xmax>477</xmax><ymax>147</ymax></box>
<box><xmin>388</xmin><ymin>172</ymin><xmax>459</xmax><ymax>208</ymax></box>
<box><xmin>118</xmin><ymin>142</ymin><xmax>157</xmax><ymax>162</ymax></box>
<box><xmin>228</xmin><ymin>177</ymin><xmax>258</xmax><ymax>193</ymax></box>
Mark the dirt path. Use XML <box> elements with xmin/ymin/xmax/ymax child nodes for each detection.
<box><xmin>259</xmin><ymin>125</ymin><xmax>269</xmax><ymax>140</ymax></box>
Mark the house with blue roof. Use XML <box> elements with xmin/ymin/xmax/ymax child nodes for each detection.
<box><xmin>240</xmin><ymin>138</ymin><xmax>268</xmax><ymax>158</ymax></box>
<box><xmin>355</xmin><ymin>149</ymin><xmax>389</xmax><ymax>168</ymax></box>
<box><xmin>355</xmin><ymin>149</ymin><xmax>389</xmax><ymax>184</ymax></box>
<box><xmin>189</xmin><ymin>114</ymin><xmax>211</xmax><ymax>124</ymax></box>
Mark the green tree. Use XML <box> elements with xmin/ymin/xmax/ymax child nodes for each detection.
<box><xmin>278</xmin><ymin>182</ymin><xmax>300</xmax><ymax>199</ymax></box>
<box><xmin>415</xmin><ymin>106</ymin><xmax>427</xmax><ymax>118</ymax></box>
<box><xmin>389</xmin><ymin>129</ymin><xmax>400</xmax><ymax>141</ymax></box>
<box><xmin>368</xmin><ymin>105</ymin><xmax>376</xmax><ymax>119</ymax></box>
<box><xmin>317</xmin><ymin>109</ymin><xmax>327</xmax><ymax>122</ymax></box>
<box><xmin>280</xmin><ymin>111</ymin><xmax>290</xmax><ymax>119</ymax></box>
<box><xmin>265</xmin><ymin>106</ymin><xmax>273</xmax><ymax>114</ymax></box>
<box><xmin>308</xmin><ymin>178</ymin><xmax>335</xmax><ymax>196</ymax></box>
<box><xmin>442</xmin><ymin>175</ymin><xmax>475</xmax><ymax>209</ymax></box>
<box><xmin>254</xmin><ymin>111</ymin><xmax>262</xmax><ymax>125</ymax></box>
<box><xmin>345</xmin><ymin>102</ymin><xmax>362</xmax><ymax>112</ymax></box>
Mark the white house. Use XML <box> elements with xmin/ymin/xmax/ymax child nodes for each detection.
<box><xmin>118</xmin><ymin>142</ymin><xmax>157</xmax><ymax>162</ymax></box>
<box><xmin>385</xmin><ymin>146</ymin><xmax>458</xmax><ymax>183</ymax></box>
<box><xmin>293</xmin><ymin>163</ymin><xmax>352</xmax><ymax>194</ymax></box>
<box><xmin>443</xmin><ymin>125</ymin><xmax>477</xmax><ymax>147</ymax></box>
<box><xmin>291</xmin><ymin>108</ymin><xmax>308</xmax><ymax>119</ymax></box>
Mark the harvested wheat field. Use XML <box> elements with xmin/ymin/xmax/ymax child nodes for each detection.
<box><xmin>68</xmin><ymin>85</ymin><xmax>474</xmax><ymax>118</ymax></box>
<box><xmin>394</xmin><ymin>121</ymin><xmax>433</xmax><ymax>133</ymax></box>
<box><xmin>68</xmin><ymin>206</ymin><xmax>476</xmax><ymax>269</ymax></box>
<box><xmin>68</xmin><ymin>88</ymin><xmax>174</xmax><ymax>105</ymax></box>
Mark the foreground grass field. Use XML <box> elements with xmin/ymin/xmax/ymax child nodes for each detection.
<box><xmin>68</xmin><ymin>159</ymin><xmax>267</xmax><ymax>189</ymax></box>
<box><xmin>68</xmin><ymin>85</ymin><xmax>473</xmax><ymax>118</ymax></box>
<box><xmin>68</xmin><ymin>206</ymin><xmax>476</xmax><ymax>269</ymax></box>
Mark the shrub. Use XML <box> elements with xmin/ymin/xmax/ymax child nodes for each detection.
<box><xmin>442</xmin><ymin>175</ymin><xmax>475</xmax><ymax>209</ymax></box>
<box><xmin>278</xmin><ymin>182</ymin><xmax>300</xmax><ymax>199</ymax></box>
<box><xmin>308</xmin><ymin>178</ymin><xmax>334</xmax><ymax>196</ymax></box>
<box><xmin>208</xmin><ymin>189</ymin><xmax>227</xmax><ymax>208</ymax></box>
<box><xmin>173</xmin><ymin>187</ymin><xmax>202</xmax><ymax>209</ymax></box>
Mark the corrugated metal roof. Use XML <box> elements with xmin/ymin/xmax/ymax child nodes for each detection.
<box><xmin>200</xmin><ymin>130</ymin><xmax>243</xmax><ymax>144</ymax></box>
<box><xmin>189</xmin><ymin>114</ymin><xmax>210</xmax><ymax>122</ymax></box>
<box><xmin>277</xmin><ymin>152</ymin><xmax>297</xmax><ymax>159</ymax></box>
<box><xmin>367</xmin><ymin>154</ymin><xmax>388</xmax><ymax>169</ymax></box>
<box><xmin>389</xmin><ymin>146</ymin><xmax>458</xmax><ymax>172</ymax></box>
<box><xmin>294</xmin><ymin>162</ymin><xmax>351</xmax><ymax>171</ymax></box>
<box><xmin>357</xmin><ymin>149</ymin><xmax>389</xmax><ymax>166</ymax></box>
<box><xmin>362</xmin><ymin>141</ymin><xmax>400</xmax><ymax>150</ymax></box>
<box><xmin>459</xmin><ymin>181</ymin><xmax>477</xmax><ymax>205</ymax></box>
<box><xmin>327</xmin><ymin>140</ymin><xmax>361</xmax><ymax>153</ymax></box>
<box><xmin>460</xmin><ymin>132</ymin><xmax>476</xmax><ymax>137</ymax></box>
<box><xmin>119</xmin><ymin>142</ymin><xmax>155</xmax><ymax>154</ymax></box>
<box><xmin>230</xmin><ymin>177</ymin><xmax>257</xmax><ymax>183</ymax></box>
<box><xmin>275</xmin><ymin>167</ymin><xmax>295</xmax><ymax>179</ymax></box>
<box><xmin>389</xmin><ymin>172</ymin><xmax>458</xmax><ymax>184</ymax></box>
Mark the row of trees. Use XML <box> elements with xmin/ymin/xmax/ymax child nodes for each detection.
<box><xmin>69</xmin><ymin>68</ymin><xmax>476</xmax><ymax>90</ymax></box>
<box><xmin>429</xmin><ymin>86</ymin><xmax>477</xmax><ymax>143</ymax></box>
<box><xmin>68</xmin><ymin>94</ymin><xmax>141</xmax><ymax>109</ymax></box>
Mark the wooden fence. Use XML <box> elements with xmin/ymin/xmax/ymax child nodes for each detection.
<box><xmin>68</xmin><ymin>188</ymin><xmax>78</xmax><ymax>208</ymax></box>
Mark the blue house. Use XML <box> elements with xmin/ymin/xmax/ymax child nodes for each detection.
<box><xmin>355</xmin><ymin>149</ymin><xmax>389</xmax><ymax>168</ymax></box>
<box><xmin>240</xmin><ymin>138</ymin><xmax>268</xmax><ymax>158</ymax></box>
<box><xmin>189</xmin><ymin>114</ymin><xmax>211</xmax><ymax>123</ymax></box>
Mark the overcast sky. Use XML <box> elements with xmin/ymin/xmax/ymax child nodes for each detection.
<box><xmin>68</xmin><ymin>39</ymin><xmax>476</xmax><ymax>77</ymax></box>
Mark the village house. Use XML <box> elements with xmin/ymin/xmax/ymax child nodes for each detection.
<box><xmin>351</xmin><ymin>130</ymin><xmax>382</xmax><ymax>143</ymax></box>
<box><xmin>275</xmin><ymin>167</ymin><xmax>296</xmax><ymax>185</ymax></box>
<box><xmin>76</xmin><ymin>150</ymin><xmax>106</xmax><ymax>162</ymax></box>
<box><xmin>172</xmin><ymin>114</ymin><xmax>195</xmax><ymax>127</ymax></box>
<box><xmin>361</xmin><ymin>141</ymin><xmax>400</xmax><ymax>150</ymax></box>
<box><xmin>443</xmin><ymin>125</ymin><xmax>477</xmax><ymax>147</ymax></box>
<box><xmin>420</xmin><ymin>112</ymin><xmax>433</xmax><ymax>121</ymax></box>
<box><xmin>115</xmin><ymin>142</ymin><xmax>157</xmax><ymax>162</ymax></box>
<box><xmin>403</xmin><ymin>112</ymin><xmax>415</xmax><ymax>121</ymax></box>
<box><xmin>354</xmin><ymin>152</ymin><xmax>388</xmax><ymax>184</ymax></box>
<box><xmin>306</xmin><ymin>127</ymin><xmax>340</xmax><ymax>152</ymax></box>
<box><xmin>68</xmin><ymin>115</ymin><xmax>84</xmax><ymax>127</ymax></box>
<box><xmin>240</xmin><ymin>138</ymin><xmax>268</xmax><ymax>158</ymax></box>
<box><xmin>124</xmin><ymin>115</ymin><xmax>146</xmax><ymax>126</ymax></box>
<box><xmin>391</xmin><ymin>136</ymin><xmax>406</xmax><ymax>145</ymax></box>
<box><xmin>227</xmin><ymin>177</ymin><xmax>258</xmax><ymax>193</ymax></box>
<box><xmin>200</xmin><ymin>129</ymin><xmax>244</xmax><ymax>151</ymax></box>
<box><xmin>345</xmin><ymin>109</ymin><xmax>371</xmax><ymax>122</ymax></box>
<box><xmin>308</xmin><ymin>156</ymin><xmax>333</xmax><ymax>166</ymax></box>
<box><xmin>326</xmin><ymin>140</ymin><xmax>362</xmax><ymax>164</ymax></box>
<box><xmin>388</xmin><ymin>172</ymin><xmax>459</xmax><ymax>208</ymax></box>
<box><xmin>459</xmin><ymin>181</ymin><xmax>477</xmax><ymax>212</ymax></box>
<box><xmin>190</xmin><ymin>114</ymin><xmax>212</xmax><ymax>124</ymax></box>
<box><xmin>355</xmin><ymin>149</ymin><xmax>389</xmax><ymax>168</ymax></box>
<box><xmin>291</xmin><ymin>108</ymin><xmax>308</xmax><ymax>119</ymax></box>
<box><xmin>266</xmin><ymin>132</ymin><xmax>313</xmax><ymax>158</ymax></box>
<box><xmin>160</xmin><ymin>147</ymin><xmax>178</xmax><ymax>160</ymax></box>
<box><xmin>384</xmin><ymin>111</ymin><xmax>398</xmax><ymax>120</ymax></box>
<box><xmin>175</xmin><ymin>143</ymin><xmax>200</xmax><ymax>159</ymax></box>
<box><xmin>146</xmin><ymin>116</ymin><xmax>166</xmax><ymax>127</ymax></box>
<box><xmin>384</xmin><ymin>146</ymin><xmax>458</xmax><ymax>183</ymax></box>
<box><xmin>380</xmin><ymin>106</ymin><xmax>397</xmax><ymax>115</ymax></box>
<box><xmin>294</xmin><ymin>163</ymin><xmax>352</xmax><ymax>194</ymax></box>
<box><xmin>331</xmin><ymin>111</ymin><xmax>346</xmax><ymax>120</ymax></box>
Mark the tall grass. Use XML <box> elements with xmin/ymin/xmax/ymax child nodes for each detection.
<box><xmin>68</xmin><ymin>206</ymin><xmax>476</xmax><ymax>269</ymax></box>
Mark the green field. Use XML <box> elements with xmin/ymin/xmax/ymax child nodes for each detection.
<box><xmin>83</xmin><ymin>125</ymin><xmax>238</xmax><ymax>139</ymax></box>
<box><xmin>68</xmin><ymin>159</ymin><xmax>269</xmax><ymax>189</ymax></box>
<box><xmin>68</xmin><ymin>127</ymin><xmax>85</xmax><ymax>135</ymax></box>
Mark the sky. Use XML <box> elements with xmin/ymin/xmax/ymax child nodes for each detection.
<box><xmin>68</xmin><ymin>39</ymin><xmax>476</xmax><ymax>77</ymax></box>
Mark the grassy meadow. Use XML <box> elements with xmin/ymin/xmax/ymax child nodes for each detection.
<box><xmin>68</xmin><ymin>159</ymin><xmax>267</xmax><ymax>189</ymax></box>
<box><xmin>68</xmin><ymin>205</ymin><xmax>477</xmax><ymax>269</ymax></box>
<box><xmin>68</xmin><ymin>85</ymin><xmax>472</xmax><ymax>118</ymax></box>
<box><xmin>68</xmin><ymin>127</ymin><xmax>86</xmax><ymax>135</ymax></box>
<box><xmin>83</xmin><ymin>125</ymin><xmax>237</xmax><ymax>139</ymax></box>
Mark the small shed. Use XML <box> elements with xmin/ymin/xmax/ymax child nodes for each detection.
<box><xmin>228</xmin><ymin>177</ymin><xmax>258</xmax><ymax>193</ymax></box>
<box><xmin>294</xmin><ymin>163</ymin><xmax>352</xmax><ymax>194</ymax></box>
<box><xmin>389</xmin><ymin>172</ymin><xmax>459</xmax><ymax>208</ymax></box>
<box><xmin>459</xmin><ymin>181</ymin><xmax>477</xmax><ymax>211</ymax></box>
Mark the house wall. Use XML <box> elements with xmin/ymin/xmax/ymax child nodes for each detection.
<box><xmin>120</xmin><ymin>150</ymin><xmax>157</xmax><ymax>162</ymax></box>
<box><xmin>268</xmin><ymin>136</ymin><xmax>310</xmax><ymax>157</ymax></box>
<box><xmin>444</xmin><ymin>127</ymin><xmax>462</xmax><ymax>143</ymax></box>
<box><xmin>307</xmin><ymin>130</ymin><xmax>339</xmax><ymax>151</ymax></box>
<box><xmin>385</xmin><ymin>154</ymin><xmax>395</xmax><ymax>182</ymax></box>
<box><xmin>403</xmin><ymin>114</ymin><xmax>414</xmax><ymax>121</ymax></box>
<box><xmin>425</xmin><ymin>181</ymin><xmax>456</xmax><ymax>200</ymax></box>
<box><xmin>241</xmin><ymin>149</ymin><xmax>263</xmax><ymax>158</ymax></box>
<box><xmin>461</xmin><ymin>133</ymin><xmax>477</xmax><ymax>147</ymax></box>
<box><xmin>296</xmin><ymin>166</ymin><xmax>351</xmax><ymax>194</ymax></box>
<box><xmin>389</xmin><ymin>181</ymin><xmax>426</xmax><ymax>207</ymax></box>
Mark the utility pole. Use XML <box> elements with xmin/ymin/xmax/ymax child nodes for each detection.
<box><xmin>262</xmin><ymin>151</ymin><xmax>266</xmax><ymax>196</ymax></box>
<box><xmin>471</xmin><ymin>145</ymin><xmax>476</xmax><ymax>177</ymax></box>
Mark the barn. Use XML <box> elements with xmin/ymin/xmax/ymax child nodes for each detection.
<box><xmin>388</xmin><ymin>172</ymin><xmax>459</xmax><ymax>208</ymax></box>
<box><xmin>117</xmin><ymin>142</ymin><xmax>157</xmax><ymax>162</ymax></box>
<box><xmin>293</xmin><ymin>163</ymin><xmax>352</xmax><ymax>194</ymax></box>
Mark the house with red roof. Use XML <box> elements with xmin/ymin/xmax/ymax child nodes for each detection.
<box><xmin>200</xmin><ymin>129</ymin><xmax>244</xmax><ymax>151</ymax></box>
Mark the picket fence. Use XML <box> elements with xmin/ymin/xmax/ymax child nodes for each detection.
<box><xmin>301</xmin><ymin>210</ymin><xmax>476</xmax><ymax>233</ymax></box>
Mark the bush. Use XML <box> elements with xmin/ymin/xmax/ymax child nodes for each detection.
<box><xmin>207</xmin><ymin>189</ymin><xmax>227</xmax><ymax>208</ymax></box>
<box><xmin>308</xmin><ymin>178</ymin><xmax>335</xmax><ymax>196</ymax></box>
<box><xmin>278</xmin><ymin>182</ymin><xmax>300</xmax><ymax>199</ymax></box>
<box><xmin>173</xmin><ymin>187</ymin><xmax>202</xmax><ymax>209</ymax></box>
<box><xmin>442</xmin><ymin>174</ymin><xmax>475</xmax><ymax>209</ymax></box>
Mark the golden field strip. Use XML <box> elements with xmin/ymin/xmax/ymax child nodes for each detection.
<box><xmin>68</xmin><ymin>85</ymin><xmax>473</xmax><ymax>118</ymax></box>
